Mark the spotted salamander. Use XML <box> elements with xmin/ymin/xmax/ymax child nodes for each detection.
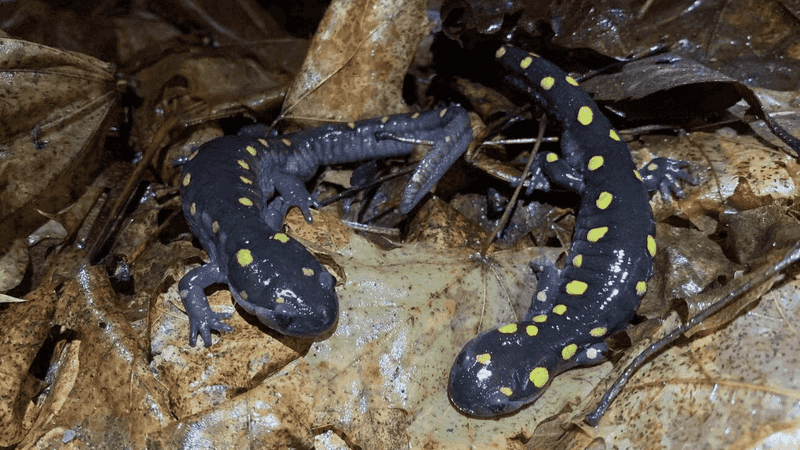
<box><xmin>180</xmin><ymin>107</ymin><xmax>472</xmax><ymax>347</ymax></box>
<box><xmin>448</xmin><ymin>46</ymin><xmax>695</xmax><ymax>417</ymax></box>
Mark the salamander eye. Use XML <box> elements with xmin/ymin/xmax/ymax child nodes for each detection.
<box><xmin>485</xmin><ymin>391</ymin><xmax>512</xmax><ymax>414</ymax></box>
<box><xmin>319</xmin><ymin>270</ymin><xmax>335</xmax><ymax>291</ymax></box>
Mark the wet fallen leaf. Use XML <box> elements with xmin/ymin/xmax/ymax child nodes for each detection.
<box><xmin>2</xmin><ymin>2</ymin><xmax>800</xmax><ymax>449</ymax></box>
<box><xmin>0</xmin><ymin>38</ymin><xmax>117</xmax><ymax>252</ymax></box>
<box><xmin>0</xmin><ymin>281</ymin><xmax>56</xmax><ymax>446</ymax></box>
<box><xmin>283</xmin><ymin>0</ymin><xmax>431</xmax><ymax>122</ymax></box>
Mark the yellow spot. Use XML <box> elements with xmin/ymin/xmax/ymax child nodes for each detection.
<box><xmin>530</xmin><ymin>367</ymin><xmax>549</xmax><ymax>388</ymax></box>
<box><xmin>587</xmin><ymin>227</ymin><xmax>608</xmax><ymax>242</ymax></box>
<box><xmin>566</xmin><ymin>280</ymin><xmax>588</xmax><ymax>295</ymax></box>
<box><xmin>520</xmin><ymin>56</ymin><xmax>533</xmax><ymax>69</ymax></box>
<box><xmin>546</xmin><ymin>152</ymin><xmax>558</xmax><ymax>163</ymax></box>
<box><xmin>275</xmin><ymin>297</ymin><xmax>284</xmax><ymax>304</ymax></box>
<box><xmin>381</xmin><ymin>116</ymin><xmax>389</xmax><ymax>123</ymax></box>
<box><xmin>498</xmin><ymin>323</ymin><xmax>517</xmax><ymax>334</ymax></box>
<box><xmin>540</xmin><ymin>76</ymin><xmax>555</xmax><ymax>90</ymax></box>
<box><xmin>609</xmin><ymin>130</ymin><xmax>620</xmax><ymax>141</ymax></box>
<box><xmin>495</xmin><ymin>47</ymin><xmax>507</xmax><ymax>58</ymax></box>
<box><xmin>586</xmin><ymin>348</ymin><xmax>600</xmax><ymax>359</ymax></box>
<box><xmin>578</xmin><ymin>106</ymin><xmax>593</xmax><ymax>125</ymax></box>
<box><xmin>565</xmin><ymin>76</ymin><xmax>579</xmax><ymax>87</ymax></box>
<box><xmin>636</xmin><ymin>281</ymin><xmax>647</xmax><ymax>296</ymax></box>
<box><xmin>562</xmin><ymin>344</ymin><xmax>578</xmax><ymax>360</ymax></box>
<box><xmin>240</xmin><ymin>290</ymin><xmax>248</xmax><ymax>300</ymax></box>
<box><xmin>572</xmin><ymin>254</ymin><xmax>583</xmax><ymax>268</ymax></box>
<box><xmin>476</xmin><ymin>353</ymin><xmax>491</xmax><ymax>365</ymax></box>
<box><xmin>532</xmin><ymin>315</ymin><xmax>547</xmax><ymax>323</ymax></box>
<box><xmin>302</xmin><ymin>267</ymin><xmax>315</xmax><ymax>276</ymax></box>
<box><xmin>236</xmin><ymin>249</ymin><xmax>253</xmax><ymax>267</ymax></box>
<box><xmin>536</xmin><ymin>291</ymin><xmax>547</xmax><ymax>302</ymax></box>
<box><xmin>187</xmin><ymin>151</ymin><xmax>198</xmax><ymax>160</ymax></box>
<box><xmin>553</xmin><ymin>304</ymin><xmax>567</xmax><ymax>315</ymax></box>
<box><xmin>596</xmin><ymin>191</ymin><xmax>613</xmax><ymax>210</ymax></box>
<box><xmin>237</xmin><ymin>160</ymin><xmax>249</xmax><ymax>170</ymax></box>
<box><xmin>212</xmin><ymin>221</ymin><xmax>219</xmax><ymax>233</ymax></box>
<box><xmin>190</xmin><ymin>202</ymin><xmax>196</xmax><ymax>215</ymax></box>
<box><xmin>590</xmin><ymin>327</ymin><xmax>607</xmax><ymax>337</ymax></box>
<box><xmin>182</xmin><ymin>173</ymin><xmax>191</xmax><ymax>187</ymax></box>
<box><xmin>239</xmin><ymin>197</ymin><xmax>254</xmax><ymax>207</ymax></box>
<box><xmin>634</xmin><ymin>170</ymin><xmax>643</xmax><ymax>181</ymax></box>
<box><xmin>439</xmin><ymin>108</ymin><xmax>448</xmax><ymax>117</ymax></box>
<box><xmin>411</xmin><ymin>112</ymin><xmax>420</xmax><ymax>119</ymax></box>
<box><xmin>347</xmin><ymin>122</ymin><xmax>355</xmax><ymax>129</ymax></box>
<box><xmin>273</xmin><ymin>233</ymin><xmax>290</xmax><ymax>243</ymax></box>
<box><xmin>258</xmin><ymin>138</ymin><xmax>269</xmax><ymax>148</ymax></box>
<box><xmin>281</xmin><ymin>138</ymin><xmax>292</xmax><ymax>147</ymax></box>
<box><xmin>240</xmin><ymin>176</ymin><xmax>253</xmax><ymax>184</ymax></box>
<box><xmin>246</xmin><ymin>145</ymin><xmax>257</xmax><ymax>156</ymax></box>
<box><xmin>647</xmin><ymin>235</ymin><xmax>657</xmax><ymax>257</ymax></box>
<box><xmin>526</xmin><ymin>325</ymin><xmax>539</xmax><ymax>336</ymax></box>
<box><xmin>588</xmin><ymin>155</ymin><xmax>604</xmax><ymax>171</ymax></box>
<box><xmin>445</xmin><ymin>136</ymin><xmax>451</xmax><ymax>143</ymax></box>
<box><xmin>499</xmin><ymin>386</ymin><xmax>513</xmax><ymax>396</ymax></box>
<box><xmin>648</xmin><ymin>163</ymin><xmax>658</xmax><ymax>171</ymax></box>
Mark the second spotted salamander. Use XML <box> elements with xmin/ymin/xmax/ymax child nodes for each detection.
<box><xmin>448</xmin><ymin>46</ymin><xmax>695</xmax><ymax>417</ymax></box>
<box><xmin>180</xmin><ymin>107</ymin><xmax>472</xmax><ymax>347</ymax></box>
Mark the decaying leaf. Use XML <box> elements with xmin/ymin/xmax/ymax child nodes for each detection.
<box><xmin>2</xmin><ymin>1</ymin><xmax>800</xmax><ymax>449</ymax></box>
<box><xmin>0</xmin><ymin>281</ymin><xmax>55</xmax><ymax>446</ymax></box>
<box><xmin>283</xmin><ymin>0</ymin><xmax>432</xmax><ymax>123</ymax></box>
<box><xmin>0</xmin><ymin>38</ymin><xmax>117</xmax><ymax>251</ymax></box>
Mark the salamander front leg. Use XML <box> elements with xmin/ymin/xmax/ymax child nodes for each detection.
<box><xmin>638</xmin><ymin>157</ymin><xmax>698</xmax><ymax>200</ymax></box>
<box><xmin>178</xmin><ymin>263</ymin><xmax>233</xmax><ymax>347</ymax></box>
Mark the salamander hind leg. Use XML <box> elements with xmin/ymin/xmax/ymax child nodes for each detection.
<box><xmin>525</xmin><ymin>262</ymin><xmax>563</xmax><ymax>319</ymax></box>
<box><xmin>270</xmin><ymin>171</ymin><xmax>321</xmax><ymax>224</ymax></box>
<box><xmin>512</xmin><ymin>150</ymin><xmax>586</xmax><ymax>196</ymax></box>
<box><xmin>392</xmin><ymin>107</ymin><xmax>473</xmax><ymax>213</ymax></box>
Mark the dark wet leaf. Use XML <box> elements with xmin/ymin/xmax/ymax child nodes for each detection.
<box><xmin>0</xmin><ymin>38</ymin><xmax>117</xmax><ymax>252</ymax></box>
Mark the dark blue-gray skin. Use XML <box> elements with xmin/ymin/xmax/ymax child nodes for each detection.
<box><xmin>179</xmin><ymin>107</ymin><xmax>472</xmax><ymax>346</ymax></box>
<box><xmin>448</xmin><ymin>46</ymin><xmax>696</xmax><ymax>417</ymax></box>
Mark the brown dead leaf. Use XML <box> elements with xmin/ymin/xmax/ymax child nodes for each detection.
<box><xmin>4</xmin><ymin>2</ymin><xmax>800</xmax><ymax>449</ymax></box>
<box><xmin>6</xmin><ymin>266</ymin><xmax>171</xmax><ymax>448</ymax></box>
<box><xmin>581</xmin><ymin>272</ymin><xmax>800</xmax><ymax>449</ymax></box>
<box><xmin>0</xmin><ymin>239</ymin><xmax>29</xmax><ymax>293</ymax></box>
<box><xmin>0</xmin><ymin>280</ymin><xmax>56</xmax><ymax>446</ymax></box>
<box><xmin>151</xmin><ymin>213</ymin><xmax>546</xmax><ymax>448</ymax></box>
<box><xmin>0</xmin><ymin>38</ymin><xmax>117</xmax><ymax>251</ymax></box>
<box><xmin>283</xmin><ymin>0</ymin><xmax>432</xmax><ymax>123</ymax></box>
<box><xmin>132</xmin><ymin>41</ymin><xmax>306</xmax><ymax>147</ymax></box>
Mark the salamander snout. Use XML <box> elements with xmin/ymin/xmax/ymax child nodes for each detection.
<box><xmin>226</xmin><ymin>238</ymin><xmax>339</xmax><ymax>337</ymax></box>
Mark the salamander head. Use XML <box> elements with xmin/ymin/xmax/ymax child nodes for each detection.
<box><xmin>226</xmin><ymin>234</ymin><xmax>337</xmax><ymax>338</ymax></box>
<box><xmin>449</xmin><ymin>319</ymin><xmax>609</xmax><ymax>417</ymax></box>
<box><xmin>449</xmin><ymin>321</ymin><xmax>565</xmax><ymax>417</ymax></box>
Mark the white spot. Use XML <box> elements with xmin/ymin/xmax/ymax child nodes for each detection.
<box><xmin>477</xmin><ymin>366</ymin><xmax>493</xmax><ymax>382</ymax></box>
